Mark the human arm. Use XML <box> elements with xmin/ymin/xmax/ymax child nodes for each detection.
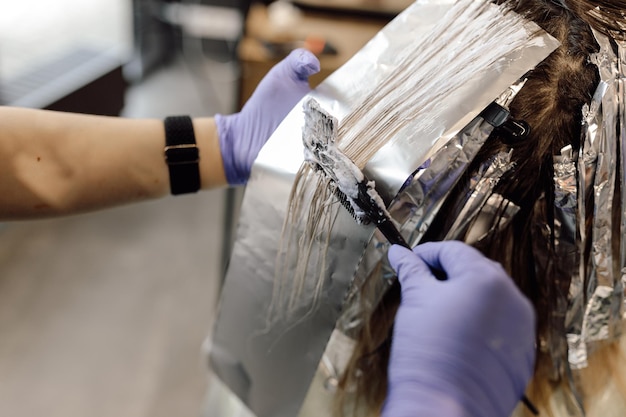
<box><xmin>0</xmin><ymin>49</ymin><xmax>319</xmax><ymax>220</ymax></box>
<box><xmin>0</xmin><ymin>109</ymin><xmax>221</xmax><ymax>219</ymax></box>
<box><xmin>383</xmin><ymin>241</ymin><xmax>536</xmax><ymax>417</ymax></box>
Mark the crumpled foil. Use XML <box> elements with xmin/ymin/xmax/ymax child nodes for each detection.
<box><xmin>533</xmin><ymin>29</ymin><xmax>626</xmax><ymax>417</ymax></box>
<box><xmin>208</xmin><ymin>1</ymin><xmax>559</xmax><ymax>416</ymax></box>
<box><xmin>580</xmin><ymin>30</ymin><xmax>621</xmax><ymax>346</ymax></box>
<box><xmin>466</xmin><ymin>193</ymin><xmax>520</xmax><ymax>245</ymax></box>
<box><xmin>391</xmin><ymin>115</ymin><xmax>497</xmax><ymax>245</ymax></box>
<box><xmin>550</xmin><ymin>145</ymin><xmax>579</xmax><ymax>377</ymax></box>
<box><xmin>569</xmin><ymin>79</ymin><xmax>604</xmax><ymax>371</ymax></box>
<box><xmin>619</xmin><ymin>40</ymin><xmax>626</xmax><ymax>322</ymax></box>
<box><xmin>444</xmin><ymin>150</ymin><xmax>514</xmax><ymax>241</ymax></box>
<box><xmin>549</xmin><ymin>145</ymin><xmax>589</xmax><ymax>415</ymax></box>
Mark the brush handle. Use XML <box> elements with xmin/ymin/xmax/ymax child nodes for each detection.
<box><xmin>377</xmin><ymin>217</ymin><xmax>411</xmax><ymax>249</ymax></box>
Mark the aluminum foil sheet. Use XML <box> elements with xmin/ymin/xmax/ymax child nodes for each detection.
<box><xmin>552</xmin><ymin>144</ymin><xmax>587</xmax><ymax>373</ymax></box>
<box><xmin>464</xmin><ymin>193</ymin><xmax>520</xmax><ymax>245</ymax></box>
<box><xmin>311</xmin><ymin>0</ymin><xmax>558</xmax><ymax>203</ymax></box>
<box><xmin>582</xmin><ymin>285</ymin><xmax>614</xmax><ymax>340</ymax></box>
<box><xmin>569</xmin><ymin>80</ymin><xmax>604</xmax><ymax>371</ymax></box>
<box><xmin>581</xmin><ymin>30</ymin><xmax>621</xmax><ymax>344</ymax></box>
<box><xmin>617</xmin><ymin>41</ymin><xmax>626</xmax><ymax>314</ymax></box>
<box><xmin>549</xmin><ymin>145</ymin><xmax>588</xmax><ymax>417</ymax></box>
<box><xmin>550</xmin><ymin>145</ymin><xmax>579</xmax><ymax>378</ymax></box>
<box><xmin>565</xmin><ymin>31</ymin><xmax>626</xmax><ymax>377</ymax></box>
<box><xmin>444</xmin><ymin>150</ymin><xmax>514</xmax><ymax>241</ymax></box>
<box><xmin>209</xmin><ymin>1</ymin><xmax>559</xmax><ymax>416</ymax></box>
<box><xmin>391</xmin><ymin>116</ymin><xmax>497</xmax><ymax>245</ymax></box>
<box><xmin>578</xmin><ymin>81</ymin><xmax>605</xmax><ymax>284</ymax></box>
<box><xmin>391</xmin><ymin>80</ymin><xmax>524</xmax><ymax>246</ymax></box>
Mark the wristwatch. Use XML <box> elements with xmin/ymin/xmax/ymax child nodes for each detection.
<box><xmin>163</xmin><ymin>115</ymin><xmax>200</xmax><ymax>195</ymax></box>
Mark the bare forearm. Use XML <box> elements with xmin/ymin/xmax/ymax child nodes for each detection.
<box><xmin>0</xmin><ymin>107</ymin><xmax>226</xmax><ymax>220</ymax></box>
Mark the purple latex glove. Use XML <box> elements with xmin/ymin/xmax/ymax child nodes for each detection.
<box><xmin>383</xmin><ymin>241</ymin><xmax>536</xmax><ymax>417</ymax></box>
<box><xmin>215</xmin><ymin>48</ymin><xmax>320</xmax><ymax>185</ymax></box>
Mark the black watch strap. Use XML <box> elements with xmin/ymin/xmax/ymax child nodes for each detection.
<box><xmin>164</xmin><ymin>116</ymin><xmax>200</xmax><ymax>195</ymax></box>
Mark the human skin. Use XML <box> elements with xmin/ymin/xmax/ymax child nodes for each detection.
<box><xmin>0</xmin><ymin>107</ymin><xmax>226</xmax><ymax>219</ymax></box>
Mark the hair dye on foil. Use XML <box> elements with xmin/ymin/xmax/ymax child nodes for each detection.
<box><xmin>207</xmin><ymin>0</ymin><xmax>559</xmax><ymax>415</ymax></box>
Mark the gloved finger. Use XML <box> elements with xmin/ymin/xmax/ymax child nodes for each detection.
<box><xmin>388</xmin><ymin>244</ymin><xmax>436</xmax><ymax>293</ymax></box>
<box><xmin>284</xmin><ymin>48</ymin><xmax>320</xmax><ymax>81</ymax></box>
<box><xmin>412</xmin><ymin>241</ymin><xmax>502</xmax><ymax>282</ymax></box>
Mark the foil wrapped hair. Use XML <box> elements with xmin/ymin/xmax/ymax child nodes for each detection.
<box><xmin>208</xmin><ymin>0</ymin><xmax>626</xmax><ymax>416</ymax></box>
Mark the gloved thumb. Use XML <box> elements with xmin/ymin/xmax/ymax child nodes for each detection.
<box><xmin>283</xmin><ymin>48</ymin><xmax>320</xmax><ymax>81</ymax></box>
<box><xmin>242</xmin><ymin>48</ymin><xmax>320</xmax><ymax>117</ymax></box>
<box><xmin>388</xmin><ymin>245</ymin><xmax>435</xmax><ymax>294</ymax></box>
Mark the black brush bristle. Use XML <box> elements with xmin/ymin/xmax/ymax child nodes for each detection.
<box><xmin>334</xmin><ymin>187</ymin><xmax>360</xmax><ymax>222</ymax></box>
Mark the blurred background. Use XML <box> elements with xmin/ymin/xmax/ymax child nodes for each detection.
<box><xmin>0</xmin><ymin>1</ymin><xmax>409</xmax><ymax>416</ymax></box>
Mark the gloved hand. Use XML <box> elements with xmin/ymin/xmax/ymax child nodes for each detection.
<box><xmin>215</xmin><ymin>48</ymin><xmax>320</xmax><ymax>185</ymax></box>
<box><xmin>383</xmin><ymin>241</ymin><xmax>536</xmax><ymax>417</ymax></box>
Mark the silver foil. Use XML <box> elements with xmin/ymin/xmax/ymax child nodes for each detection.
<box><xmin>619</xmin><ymin>41</ymin><xmax>626</xmax><ymax>322</ymax></box>
<box><xmin>569</xmin><ymin>79</ymin><xmax>604</xmax><ymax>371</ymax></box>
<box><xmin>552</xmin><ymin>146</ymin><xmax>581</xmax><ymax>380</ymax></box>
<box><xmin>311</xmin><ymin>0</ymin><xmax>558</xmax><ymax>203</ymax></box>
<box><xmin>444</xmin><ymin>150</ymin><xmax>514</xmax><ymax>241</ymax></box>
<box><xmin>436</xmin><ymin>83</ymin><xmax>523</xmax><ymax>244</ymax></box>
<box><xmin>208</xmin><ymin>1</ymin><xmax>559</xmax><ymax>416</ymax></box>
<box><xmin>392</xmin><ymin>115</ymin><xmax>497</xmax><ymax>245</ymax></box>
<box><xmin>578</xmin><ymin>81</ymin><xmax>605</xmax><ymax>286</ymax></box>
<box><xmin>581</xmin><ymin>31</ymin><xmax>621</xmax><ymax>344</ymax></box>
<box><xmin>394</xmin><ymin>79</ymin><xmax>525</xmax><ymax>246</ymax></box>
<box><xmin>578</xmin><ymin>80</ymin><xmax>605</xmax><ymax>261</ymax></box>
<box><xmin>465</xmin><ymin>193</ymin><xmax>520</xmax><ymax>245</ymax></box>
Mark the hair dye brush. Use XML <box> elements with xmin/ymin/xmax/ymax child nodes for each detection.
<box><xmin>302</xmin><ymin>98</ymin><xmax>410</xmax><ymax>249</ymax></box>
